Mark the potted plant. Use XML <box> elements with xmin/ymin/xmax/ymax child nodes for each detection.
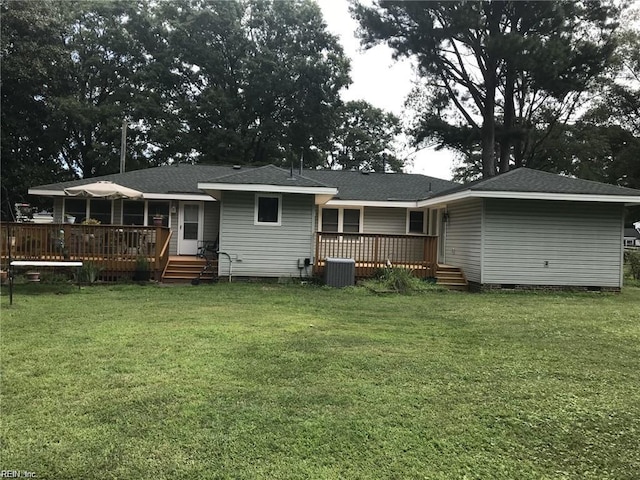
<box><xmin>26</xmin><ymin>271</ymin><xmax>41</xmax><ymax>282</ymax></box>
<box><xmin>65</xmin><ymin>214</ymin><xmax>76</xmax><ymax>224</ymax></box>
<box><xmin>80</xmin><ymin>218</ymin><xmax>100</xmax><ymax>241</ymax></box>
<box><xmin>152</xmin><ymin>214</ymin><xmax>164</xmax><ymax>226</ymax></box>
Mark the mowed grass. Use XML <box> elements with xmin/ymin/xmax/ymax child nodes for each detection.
<box><xmin>1</xmin><ymin>283</ymin><xmax>639</xmax><ymax>479</ymax></box>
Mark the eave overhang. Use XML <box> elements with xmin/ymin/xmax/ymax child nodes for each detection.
<box><xmin>416</xmin><ymin>190</ymin><xmax>640</xmax><ymax>208</ymax></box>
<box><xmin>28</xmin><ymin>188</ymin><xmax>217</xmax><ymax>202</ymax></box>
<box><xmin>197</xmin><ymin>182</ymin><xmax>338</xmax><ymax>204</ymax></box>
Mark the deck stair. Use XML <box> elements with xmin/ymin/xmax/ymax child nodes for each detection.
<box><xmin>435</xmin><ymin>264</ymin><xmax>468</xmax><ymax>291</ymax></box>
<box><xmin>162</xmin><ymin>256</ymin><xmax>217</xmax><ymax>283</ymax></box>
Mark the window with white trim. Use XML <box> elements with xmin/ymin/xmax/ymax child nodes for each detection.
<box><xmin>255</xmin><ymin>194</ymin><xmax>281</xmax><ymax>225</ymax></box>
<box><xmin>407</xmin><ymin>210</ymin><xmax>426</xmax><ymax>234</ymax></box>
<box><xmin>319</xmin><ymin>207</ymin><xmax>362</xmax><ymax>233</ymax></box>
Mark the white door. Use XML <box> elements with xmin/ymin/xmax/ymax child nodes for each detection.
<box><xmin>178</xmin><ymin>202</ymin><xmax>203</xmax><ymax>255</ymax></box>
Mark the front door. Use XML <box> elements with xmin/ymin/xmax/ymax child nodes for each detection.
<box><xmin>178</xmin><ymin>201</ymin><xmax>203</xmax><ymax>255</ymax></box>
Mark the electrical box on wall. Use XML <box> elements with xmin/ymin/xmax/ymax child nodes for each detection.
<box><xmin>298</xmin><ymin>258</ymin><xmax>312</xmax><ymax>268</ymax></box>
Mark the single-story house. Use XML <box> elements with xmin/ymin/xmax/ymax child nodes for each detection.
<box><xmin>11</xmin><ymin>164</ymin><xmax>640</xmax><ymax>290</ymax></box>
<box><xmin>624</xmin><ymin>227</ymin><xmax>640</xmax><ymax>248</ymax></box>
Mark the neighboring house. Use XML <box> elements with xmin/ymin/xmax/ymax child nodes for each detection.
<box><xmin>624</xmin><ymin>227</ymin><xmax>640</xmax><ymax>248</ymax></box>
<box><xmin>18</xmin><ymin>164</ymin><xmax>640</xmax><ymax>290</ymax></box>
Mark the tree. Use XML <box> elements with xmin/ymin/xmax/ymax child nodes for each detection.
<box><xmin>353</xmin><ymin>1</ymin><xmax>619</xmax><ymax>178</ymax></box>
<box><xmin>0</xmin><ymin>0</ymin><xmax>73</xmax><ymax>218</ymax></box>
<box><xmin>326</xmin><ymin>100</ymin><xmax>403</xmax><ymax>172</ymax></box>
<box><xmin>157</xmin><ymin>0</ymin><xmax>350</xmax><ymax>167</ymax></box>
<box><xmin>55</xmin><ymin>0</ymin><xmax>166</xmax><ymax>178</ymax></box>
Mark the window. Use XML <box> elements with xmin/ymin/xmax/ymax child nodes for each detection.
<box><xmin>255</xmin><ymin>194</ymin><xmax>281</xmax><ymax>225</ymax></box>
<box><xmin>321</xmin><ymin>208</ymin><xmax>339</xmax><ymax>232</ymax></box>
<box><xmin>123</xmin><ymin>201</ymin><xmax>145</xmax><ymax>225</ymax></box>
<box><xmin>408</xmin><ymin>210</ymin><xmax>425</xmax><ymax>234</ymax></box>
<box><xmin>147</xmin><ymin>201</ymin><xmax>170</xmax><ymax>227</ymax></box>
<box><xmin>64</xmin><ymin>199</ymin><xmax>112</xmax><ymax>224</ymax></box>
<box><xmin>343</xmin><ymin>209</ymin><xmax>360</xmax><ymax>233</ymax></box>
<box><xmin>64</xmin><ymin>199</ymin><xmax>87</xmax><ymax>223</ymax></box>
<box><xmin>89</xmin><ymin>200</ymin><xmax>112</xmax><ymax>225</ymax></box>
<box><xmin>319</xmin><ymin>207</ymin><xmax>362</xmax><ymax>233</ymax></box>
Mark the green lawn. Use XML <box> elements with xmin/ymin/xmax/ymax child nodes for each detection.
<box><xmin>1</xmin><ymin>283</ymin><xmax>639</xmax><ymax>479</ymax></box>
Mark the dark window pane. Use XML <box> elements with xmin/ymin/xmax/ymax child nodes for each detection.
<box><xmin>123</xmin><ymin>201</ymin><xmax>144</xmax><ymax>225</ymax></box>
<box><xmin>183</xmin><ymin>204</ymin><xmax>199</xmax><ymax>239</ymax></box>
<box><xmin>321</xmin><ymin>208</ymin><xmax>338</xmax><ymax>232</ymax></box>
<box><xmin>409</xmin><ymin>211</ymin><xmax>424</xmax><ymax>233</ymax></box>
<box><xmin>65</xmin><ymin>199</ymin><xmax>86</xmax><ymax>223</ymax></box>
<box><xmin>343</xmin><ymin>209</ymin><xmax>360</xmax><ymax>233</ymax></box>
<box><xmin>89</xmin><ymin>200</ymin><xmax>112</xmax><ymax>224</ymax></box>
<box><xmin>258</xmin><ymin>196</ymin><xmax>279</xmax><ymax>223</ymax></box>
<box><xmin>148</xmin><ymin>201</ymin><xmax>170</xmax><ymax>227</ymax></box>
<box><xmin>184</xmin><ymin>223</ymin><xmax>198</xmax><ymax>240</ymax></box>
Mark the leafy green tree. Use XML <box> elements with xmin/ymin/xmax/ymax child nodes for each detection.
<box><xmin>0</xmin><ymin>0</ymin><xmax>73</xmax><ymax>218</ymax></box>
<box><xmin>353</xmin><ymin>1</ymin><xmax>619</xmax><ymax>178</ymax></box>
<box><xmin>1</xmin><ymin>0</ymin><xmax>352</xmax><ymax>211</ymax></box>
<box><xmin>326</xmin><ymin>100</ymin><xmax>403</xmax><ymax>172</ymax></box>
<box><xmin>158</xmin><ymin>0</ymin><xmax>350</xmax><ymax>167</ymax></box>
<box><xmin>55</xmin><ymin>0</ymin><xmax>165</xmax><ymax>178</ymax></box>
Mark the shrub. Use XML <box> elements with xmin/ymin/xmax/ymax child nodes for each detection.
<box><xmin>78</xmin><ymin>262</ymin><xmax>103</xmax><ymax>284</ymax></box>
<box><xmin>367</xmin><ymin>267</ymin><xmax>435</xmax><ymax>294</ymax></box>
<box><xmin>625</xmin><ymin>250</ymin><xmax>640</xmax><ymax>280</ymax></box>
<box><xmin>134</xmin><ymin>256</ymin><xmax>151</xmax><ymax>282</ymax></box>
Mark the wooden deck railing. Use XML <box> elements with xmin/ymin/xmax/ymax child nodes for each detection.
<box><xmin>315</xmin><ymin>232</ymin><xmax>438</xmax><ymax>278</ymax></box>
<box><xmin>1</xmin><ymin>222</ymin><xmax>171</xmax><ymax>280</ymax></box>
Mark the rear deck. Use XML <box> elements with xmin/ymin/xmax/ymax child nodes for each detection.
<box><xmin>1</xmin><ymin>222</ymin><xmax>172</xmax><ymax>280</ymax></box>
<box><xmin>2</xmin><ymin>223</ymin><xmax>465</xmax><ymax>288</ymax></box>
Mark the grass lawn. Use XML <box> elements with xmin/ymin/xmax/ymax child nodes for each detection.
<box><xmin>1</xmin><ymin>283</ymin><xmax>639</xmax><ymax>479</ymax></box>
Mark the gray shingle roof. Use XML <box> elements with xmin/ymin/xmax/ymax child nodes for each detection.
<box><xmin>33</xmin><ymin>165</ymin><xmax>241</xmax><ymax>195</ymax></box>
<box><xmin>625</xmin><ymin>228</ymin><xmax>640</xmax><ymax>239</ymax></box>
<box><xmin>32</xmin><ymin>164</ymin><xmax>640</xmax><ymax>202</ymax></box>
<box><xmin>32</xmin><ymin>164</ymin><xmax>459</xmax><ymax>201</ymax></box>
<box><xmin>205</xmin><ymin>164</ymin><xmax>333</xmax><ymax>188</ymax></box>
<box><xmin>302</xmin><ymin>170</ymin><xmax>458</xmax><ymax>201</ymax></box>
<box><xmin>434</xmin><ymin>168</ymin><xmax>640</xmax><ymax>198</ymax></box>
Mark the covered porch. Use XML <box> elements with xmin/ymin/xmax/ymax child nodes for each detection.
<box><xmin>1</xmin><ymin>222</ymin><xmax>172</xmax><ymax>281</ymax></box>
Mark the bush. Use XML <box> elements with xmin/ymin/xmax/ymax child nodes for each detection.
<box><xmin>625</xmin><ymin>250</ymin><xmax>640</xmax><ymax>280</ymax></box>
<box><xmin>366</xmin><ymin>267</ymin><xmax>439</xmax><ymax>294</ymax></box>
<box><xmin>133</xmin><ymin>256</ymin><xmax>151</xmax><ymax>282</ymax></box>
<box><xmin>78</xmin><ymin>262</ymin><xmax>103</xmax><ymax>284</ymax></box>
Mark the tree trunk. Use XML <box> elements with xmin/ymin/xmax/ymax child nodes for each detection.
<box><xmin>499</xmin><ymin>65</ymin><xmax>516</xmax><ymax>173</ymax></box>
<box><xmin>482</xmin><ymin>68</ymin><xmax>498</xmax><ymax>178</ymax></box>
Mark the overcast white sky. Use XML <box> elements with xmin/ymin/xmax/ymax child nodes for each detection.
<box><xmin>317</xmin><ymin>0</ymin><xmax>457</xmax><ymax>180</ymax></box>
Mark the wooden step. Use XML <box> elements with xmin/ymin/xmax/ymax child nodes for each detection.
<box><xmin>162</xmin><ymin>256</ymin><xmax>218</xmax><ymax>283</ymax></box>
<box><xmin>435</xmin><ymin>264</ymin><xmax>468</xmax><ymax>291</ymax></box>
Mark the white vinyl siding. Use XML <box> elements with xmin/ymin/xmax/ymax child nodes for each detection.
<box><xmin>482</xmin><ymin>199</ymin><xmax>623</xmax><ymax>287</ymax></box>
<box><xmin>362</xmin><ymin>207</ymin><xmax>406</xmax><ymax>234</ymax></box>
<box><xmin>444</xmin><ymin>199</ymin><xmax>482</xmax><ymax>283</ymax></box>
<box><xmin>219</xmin><ymin>191</ymin><xmax>315</xmax><ymax>277</ymax></box>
